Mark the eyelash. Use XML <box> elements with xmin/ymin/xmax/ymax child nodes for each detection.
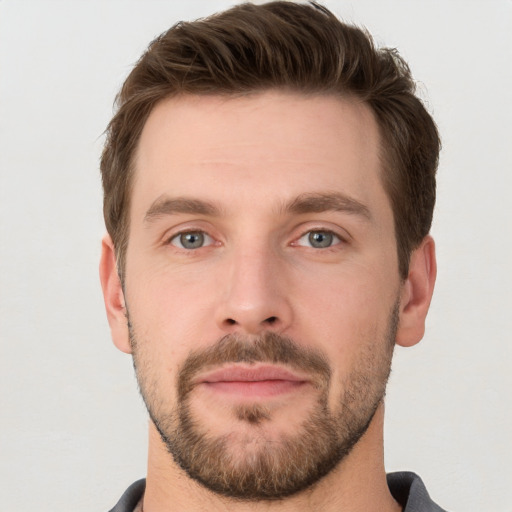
<box><xmin>166</xmin><ymin>228</ymin><xmax>345</xmax><ymax>251</ymax></box>
<box><xmin>167</xmin><ymin>230</ymin><xmax>215</xmax><ymax>250</ymax></box>
<box><xmin>293</xmin><ymin>229</ymin><xmax>344</xmax><ymax>249</ymax></box>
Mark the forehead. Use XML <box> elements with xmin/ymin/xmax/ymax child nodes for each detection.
<box><xmin>132</xmin><ymin>91</ymin><xmax>387</xmax><ymax>219</ymax></box>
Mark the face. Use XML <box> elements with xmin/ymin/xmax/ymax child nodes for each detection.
<box><xmin>120</xmin><ymin>92</ymin><xmax>405</xmax><ymax>499</ymax></box>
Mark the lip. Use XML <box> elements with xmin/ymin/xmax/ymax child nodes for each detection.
<box><xmin>195</xmin><ymin>364</ymin><xmax>309</xmax><ymax>398</ymax></box>
<box><xmin>199</xmin><ymin>365</ymin><xmax>308</xmax><ymax>383</ymax></box>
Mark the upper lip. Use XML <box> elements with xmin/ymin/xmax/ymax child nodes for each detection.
<box><xmin>196</xmin><ymin>364</ymin><xmax>309</xmax><ymax>384</ymax></box>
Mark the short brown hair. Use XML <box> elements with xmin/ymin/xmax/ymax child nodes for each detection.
<box><xmin>101</xmin><ymin>1</ymin><xmax>440</xmax><ymax>279</ymax></box>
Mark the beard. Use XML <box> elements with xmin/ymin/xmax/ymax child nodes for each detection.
<box><xmin>129</xmin><ymin>303</ymin><xmax>398</xmax><ymax>501</ymax></box>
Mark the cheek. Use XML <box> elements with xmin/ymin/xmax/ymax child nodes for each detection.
<box><xmin>295</xmin><ymin>263</ymin><xmax>394</xmax><ymax>327</ymax></box>
<box><xmin>129</xmin><ymin>253</ymin><xmax>194</xmax><ymax>311</ymax></box>
<box><xmin>125</xmin><ymin>267</ymin><xmax>218</xmax><ymax>363</ymax></box>
<box><xmin>292</xmin><ymin>264</ymin><xmax>396</xmax><ymax>369</ymax></box>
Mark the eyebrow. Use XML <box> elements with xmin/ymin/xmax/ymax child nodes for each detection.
<box><xmin>143</xmin><ymin>191</ymin><xmax>371</xmax><ymax>224</ymax></box>
<box><xmin>144</xmin><ymin>196</ymin><xmax>221</xmax><ymax>223</ymax></box>
<box><xmin>285</xmin><ymin>192</ymin><xmax>371</xmax><ymax>220</ymax></box>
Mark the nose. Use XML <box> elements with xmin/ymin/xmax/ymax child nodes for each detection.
<box><xmin>215</xmin><ymin>244</ymin><xmax>293</xmax><ymax>336</ymax></box>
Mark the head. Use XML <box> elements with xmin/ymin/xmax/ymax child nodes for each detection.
<box><xmin>99</xmin><ymin>1</ymin><xmax>439</xmax><ymax>502</ymax></box>
<box><xmin>101</xmin><ymin>1</ymin><xmax>439</xmax><ymax>282</ymax></box>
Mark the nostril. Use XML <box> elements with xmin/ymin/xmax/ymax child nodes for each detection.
<box><xmin>222</xmin><ymin>316</ymin><xmax>278</xmax><ymax>329</ymax></box>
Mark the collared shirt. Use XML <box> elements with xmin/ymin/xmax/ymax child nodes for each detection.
<box><xmin>109</xmin><ymin>472</ymin><xmax>448</xmax><ymax>512</ymax></box>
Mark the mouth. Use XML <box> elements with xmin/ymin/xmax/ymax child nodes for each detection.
<box><xmin>195</xmin><ymin>364</ymin><xmax>309</xmax><ymax>399</ymax></box>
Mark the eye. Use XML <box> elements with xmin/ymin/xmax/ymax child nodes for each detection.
<box><xmin>169</xmin><ymin>231</ymin><xmax>213</xmax><ymax>250</ymax></box>
<box><xmin>296</xmin><ymin>230</ymin><xmax>341</xmax><ymax>249</ymax></box>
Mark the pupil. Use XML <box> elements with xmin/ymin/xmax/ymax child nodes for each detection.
<box><xmin>181</xmin><ymin>232</ymin><xmax>204</xmax><ymax>249</ymax></box>
<box><xmin>309</xmin><ymin>231</ymin><xmax>332</xmax><ymax>248</ymax></box>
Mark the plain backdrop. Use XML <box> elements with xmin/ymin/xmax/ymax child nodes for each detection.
<box><xmin>0</xmin><ymin>1</ymin><xmax>511</xmax><ymax>510</ymax></box>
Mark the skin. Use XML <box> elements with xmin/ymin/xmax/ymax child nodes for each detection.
<box><xmin>100</xmin><ymin>91</ymin><xmax>436</xmax><ymax>511</ymax></box>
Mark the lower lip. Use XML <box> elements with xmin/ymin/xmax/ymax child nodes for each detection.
<box><xmin>203</xmin><ymin>379</ymin><xmax>306</xmax><ymax>398</ymax></box>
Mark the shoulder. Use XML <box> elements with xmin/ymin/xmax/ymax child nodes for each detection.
<box><xmin>387</xmin><ymin>472</ymin><xmax>448</xmax><ymax>512</ymax></box>
<box><xmin>108</xmin><ymin>479</ymin><xmax>146</xmax><ymax>512</ymax></box>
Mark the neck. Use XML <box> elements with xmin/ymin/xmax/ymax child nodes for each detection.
<box><xmin>142</xmin><ymin>404</ymin><xmax>401</xmax><ymax>512</ymax></box>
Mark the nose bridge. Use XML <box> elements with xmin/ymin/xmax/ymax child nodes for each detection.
<box><xmin>216</xmin><ymin>237</ymin><xmax>292</xmax><ymax>334</ymax></box>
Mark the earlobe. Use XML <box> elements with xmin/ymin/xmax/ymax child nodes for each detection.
<box><xmin>99</xmin><ymin>234</ymin><xmax>132</xmax><ymax>354</ymax></box>
<box><xmin>396</xmin><ymin>235</ymin><xmax>437</xmax><ymax>347</ymax></box>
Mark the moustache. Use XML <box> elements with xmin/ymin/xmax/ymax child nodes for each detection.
<box><xmin>177</xmin><ymin>332</ymin><xmax>331</xmax><ymax>398</ymax></box>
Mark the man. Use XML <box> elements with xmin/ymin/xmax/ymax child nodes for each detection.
<box><xmin>99</xmin><ymin>2</ymin><xmax>444</xmax><ymax>511</ymax></box>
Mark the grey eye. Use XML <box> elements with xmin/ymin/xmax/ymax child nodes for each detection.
<box><xmin>296</xmin><ymin>230</ymin><xmax>340</xmax><ymax>248</ymax></box>
<box><xmin>308</xmin><ymin>231</ymin><xmax>334</xmax><ymax>248</ymax></box>
<box><xmin>171</xmin><ymin>231</ymin><xmax>212</xmax><ymax>249</ymax></box>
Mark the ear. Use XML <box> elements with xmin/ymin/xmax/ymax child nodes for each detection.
<box><xmin>396</xmin><ymin>235</ymin><xmax>437</xmax><ymax>347</ymax></box>
<box><xmin>99</xmin><ymin>234</ymin><xmax>132</xmax><ymax>354</ymax></box>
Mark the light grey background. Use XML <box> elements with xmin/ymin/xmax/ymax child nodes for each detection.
<box><xmin>1</xmin><ymin>1</ymin><xmax>510</xmax><ymax>510</ymax></box>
